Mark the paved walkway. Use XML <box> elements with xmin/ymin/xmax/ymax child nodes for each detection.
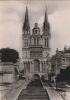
<box><xmin>45</xmin><ymin>87</ymin><xmax>64</xmax><ymax>100</ymax></box>
<box><xmin>49</xmin><ymin>83</ymin><xmax>70</xmax><ymax>100</ymax></box>
<box><xmin>0</xmin><ymin>80</ymin><xmax>28</xmax><ymax>100</ymax></box>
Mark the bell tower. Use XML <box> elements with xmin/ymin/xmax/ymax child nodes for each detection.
<box><xmin>22</xmin><ymin>7</ymin><xmax>30</xmax><ymax>35</ymax></box>
<box><xmin>42</xmin><ymin>8</ymin><xmax>51</xmax><ymax>48</ymax></box>
<box><xmin>22</xmin><ymin>7</ymin><xmax>30</xmax><ymax>48</ymax></box>
<box><xmin>32</xmin><ymin>23</ymin><xmax>40</xmax><ymax>35</ymax></box>
<box><xmin>42</xmin><ymin>8</ymin><xmax>51</xmax><ymax>59</ymax></box>
<box><xmin>22</xmin><ymin>7</ymin><xmax>30</xmax><ymax>59</ymax></box>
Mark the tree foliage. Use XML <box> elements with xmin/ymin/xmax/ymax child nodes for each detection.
<box><xmin>56</xmin><ymin>66</ymin><xmax>70</xmax><ymax>82</ymax></box>
<box><xmin>0</xmin><ymin>48</ymin><xmax>19</xmax><ymax>63</ymax></box>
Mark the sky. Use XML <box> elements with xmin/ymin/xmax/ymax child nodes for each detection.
<box><xmin>0</xmin><ymin>0</ymin><xmax>70</xmax><ymax>58</ymax></box>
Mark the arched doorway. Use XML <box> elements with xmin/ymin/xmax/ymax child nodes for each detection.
<box><xmin>32</xmin><ymin>74</ymin><xmax>40</xmax><ymax>80</ymax></box>
<box><xmin>34</xmin><ymin>59</ymin><xmax>40</xmax><ymax>72</ymax></box>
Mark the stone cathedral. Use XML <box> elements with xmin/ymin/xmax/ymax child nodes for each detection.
<box><xmin>22</xmin><ymin>7</ymin><xmax>51</xmax><ymax>79</ymax></box>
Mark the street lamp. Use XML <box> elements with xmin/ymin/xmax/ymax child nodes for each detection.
<box><xmin>56</xmin><ymin>80</ymin><xmax>57</xmax><ymax>90</ymax></box>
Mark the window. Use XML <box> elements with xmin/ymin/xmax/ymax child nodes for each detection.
<box><xmin>24</xmin><ymin>38</ymin><xmax>28</xmax><ymax>47</ymax></box>
<box><xmin>47</xmin><ymin>38</ymin><xmax>49</xmax><ymax>47</ymax></box>
<box><xmin>42</xmin><ymin>62</ymin><xmax>45</xmax><ymax>72</ymax></box>
<box><xmin>45</xmin><ymin>38</ymin><xmax>47</xmax><ymax>47</ymax></box>
<box><xmin>37</xmin><ymin>38</ymin><xmax>39</xmax><ymax>45</ymax></box>
<box><xmin>27</xmin><ymin>62</ymin><xmax>30</xmax><ymax>72</ymax></box>
<box><xmin>35</xmin><ymin>29</ymin><xmax>38</xmax><ymax>34</ymax></box>
<box><xmin>31</xmin><ymin>38</ymin><xmax>34</xmax><ymax>45</ymax></box>
<box><xmin>45</xmin><ymin>38</ymin><xmax>49</xmax><ymax>47</ymax></box>
<box><xmin>34</xmin><ymin>38</ymin><xmax>36</xmax><ymax>45</ymax></box>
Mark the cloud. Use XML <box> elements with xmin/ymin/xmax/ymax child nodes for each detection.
<box><xmin>38</xmin><ymin>7</ymin><xmax>70</xmax><ymax>55</ymax></box>
<box><xmin>49</xmin><ymin>9</ymin><xmax>70</xmax><ymax>55</ymax></box>
<box><xmin>0</xmin><ymin>0</ymin><xmax>70</xmax><ymax>57</ymax></box>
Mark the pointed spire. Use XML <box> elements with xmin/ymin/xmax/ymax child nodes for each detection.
<box><xmin>22</xmin><ymin>6</ymin><xmax>30</xmax><ymax>34</ymax></box>
<box><xmin>44</xmin><ymin>7</ymin><xmax>48</xmax><ymax>23</ymax></box>
<box><xmin>43</xmin><ymin>7</ymin><xmax>50</xmax><ymax>35</ymax></box>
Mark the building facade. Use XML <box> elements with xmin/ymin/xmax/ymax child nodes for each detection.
<box><xmin>0</xmin><ymin>62</ymin><xmax>19</xmax><ymax>83</ymax></box>
<box><xmin>51</xmin><ymin>47</ymin><xmax>70</xmax><ymax>76</ymax></box>
<box><xmin>22</xmin><ymin>7</ymin><xmax>51</xmax><ymax>79</ymax></box>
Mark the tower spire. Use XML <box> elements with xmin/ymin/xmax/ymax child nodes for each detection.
<box><xmin>22</xmin><ymin>6</ymin><xmax>30</xmax><ymax>34</ymax></box>
<box><xmin>43</xmin><ymin>7</ymin><xmax>50</xmax><ymax>35</ymax></box>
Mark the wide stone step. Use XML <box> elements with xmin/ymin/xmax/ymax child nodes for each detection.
<box><xmin>17</xmin><ymin>88</ymin><xmax>50</xmax><ymax>100</ymax></box>
<box><xmin>20</xmin><ymin>89</ymin><xmax>47</xmax><ymax>95</ymax></box>
<box><xmin>17</xmin><ymin>95</ymin><xmax>49</xmax><ymax>99</ymax></box>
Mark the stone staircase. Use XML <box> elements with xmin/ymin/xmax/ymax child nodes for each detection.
<box><xmin>17</xmin><ymin>87</ymin><xmax>50</xmax><ymax>100</ymax></box>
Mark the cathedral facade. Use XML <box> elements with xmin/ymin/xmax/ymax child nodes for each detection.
<box><xmin>22</xmin><ymin>7</ymin><xmax>51</xmax><ymax>79</ymax></box>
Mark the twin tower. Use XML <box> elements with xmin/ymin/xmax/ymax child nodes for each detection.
<box><xmin>22</xmin><ymin>7</ymin><xmax>51</xmax><ymax>79</ymax></box>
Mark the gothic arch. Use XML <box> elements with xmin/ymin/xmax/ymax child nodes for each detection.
<box><xmin>32</xmin><ymin>74</ymin><xmax>40</xmax><ymax>80</ymax></box>
<box><xmin>34</xmin><ymin>59</ymin><xmax>40</xmax><ymax>72</ymax></box>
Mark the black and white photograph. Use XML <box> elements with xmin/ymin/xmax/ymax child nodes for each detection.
<box><xmin>0</xmin><ymin>0</ymin><xmax>70</xmax><ymax>100</ymax></box>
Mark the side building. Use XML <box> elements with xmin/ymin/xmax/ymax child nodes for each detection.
<box><xmin>0</xmin><ymin>61</ymin><xmax>19</xmax><ymax>83</ymax></box>
<box><xmin>22</xmin><ymin>7</ymin><xmax>51</xmax><ymax>79</ymax></box>
<box><xmin>51</xmin><ymin>47</ymin><xmax>70</xmax><ymax>76</ymax></box>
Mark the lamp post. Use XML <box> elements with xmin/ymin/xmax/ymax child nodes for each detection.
<box><xmin>55</xmin><ymin>76</ymin><xmax>58</xmax><ymax>90</ymax></box>
<box><xmin>56</xmin><ymin>80</ymin><xmax>57</xmax><ymax>90</ymax></box>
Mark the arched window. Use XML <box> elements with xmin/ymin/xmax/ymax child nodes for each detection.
<box><xmin>34</xmin><ymin>38</ymin><xmax>36</xmax><ymax>45</ymax></box>
<box><xmin>45</xmin><ymin>38</ymin><xmax>49</xmax><ymax>47</ymax></box>
<box><xmin>37</xmin><ymin>38</ymin><xmax>39</xmax><ymax>46</ymax></box>
<box><xmin>45</xmin><ymin>38</ymin><xmax>47</xmax><ymax>47</ymax></box>
<box><xmin>24</xmin><ymin>38</ymin><xmax>28</xmax><ymax>47</ymax></box>
<box><xmin>47</xmin><ymin>38</ymin><xmax>49</xmax><ymax>47</ymax></box>
<box><xmin>31</xmin><ymin>38</ymin><xmax>34</xmax><ymax>45</ymax></box>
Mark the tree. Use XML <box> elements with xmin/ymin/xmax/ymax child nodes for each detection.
<box><xmin>0</xmin><ymin>48</ymin><xmax>19</xmax><ymax>63</ymax></box>
<box><xmin>56</xmin><ymin>69</ymin><xmax>67</xmax><ymax>82</ymax></box>
<box><xmin>66</xmin><ymin>66</ymin><xmax>70</xmax><ymax>81</ymax></box>
<box><xmin>56</xmin><ymin>67</ymin><xmax>70</xmax><ymax>82</ymax></box>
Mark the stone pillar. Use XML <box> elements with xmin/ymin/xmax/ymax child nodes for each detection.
<box><xmin>42</xmin><ymin>62</ymin><xmax>44</xmax><ymax>72</ymax></box>
<box><xmin>24</xmin><ymin>62</ymin><xmax>27</xmax><ymax>75</ymax></box>
<box><xmin>30</xmin><ymin>62</ymin><xmax>32</xmax><ymax>72</ymax></box>
<box><xmin>44</xmin><ymin>61</ymin><xmax>46</xmax><ymax>72</ymax></box>
<box><xmin>30</xmin><ymin>61</ymin><xmax>34</xmax><ymax>73</ymax></box>
<box><xmin>40</xmin><ymin>61</ymin><xmax>42</xmax><ymax>72</ymax></box>
<box><xmin>29</xmin><ymin>62</ymin><xmax>31</xmax><ymax>73</ymax></box>
<box><xmin>45</xmin><ymin>61</ymin><xmax>46</xmax><ymax>72</ymax></box>
<box><xmin>25</xmin><ymin>62</ymin><xmax>27</xmax><ymax>73</ymax></box>
<box><xmin>24</xmin><ymin>62</ymin><xmax>26</xmax><ymax>74</ymax></box>
<box><xmin>41</xmin><ymin>62</ymin><xmax>43</xmax><ymax>73</ymax></box>
<box><xmin>33</xmin><ymin>61</ymin><xmax>34</xmax><ymax>72</ymax></box>
<box><xmin>43</xmin><ymin>61</ymin><xmax>45</xmax><ymax>72</ymax></box>
<box><xmin>36</xmin><ymin>38</ymin><xmax>37</xmax><ymax>46</ymax></box>
<box><xmin>45</xmin><ymin>61</ymin><xmax>47</xmax><ymax>72</ymax></box>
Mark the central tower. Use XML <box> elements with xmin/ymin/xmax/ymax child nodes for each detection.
<box><xmin>22</xmin><ymin>7</ymin><xmax>51</xmax><ymax>79</ymax></box>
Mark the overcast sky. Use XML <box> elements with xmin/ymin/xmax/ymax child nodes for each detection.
<box><xmin>0</xmin><ymin>0</ymin><xmax>70</xmax><ymax>58</ymax></box>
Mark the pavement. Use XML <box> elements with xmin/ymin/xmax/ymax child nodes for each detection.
<box><xmin>0</xmin><ymin>79</ymin><xmax>28</xmax><ymax>100</ymax></box>
<box><xmin>49</xmin><ymin>82</ymin><xmax>70</xmax><ymax>100</ymax></box>
<box><xmin>44</xmin><ymin>86</ymin><xmax>64</xmax><ymax>100</ymax></box>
